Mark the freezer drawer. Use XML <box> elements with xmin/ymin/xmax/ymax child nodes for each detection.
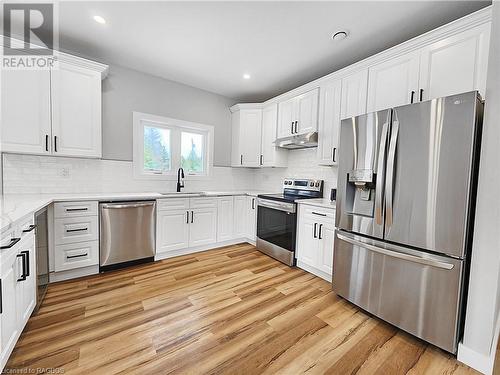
<box><xmin>332</xmin><ymin>229</ymin><xmax>464</xmax><ymax>353</ymax></box>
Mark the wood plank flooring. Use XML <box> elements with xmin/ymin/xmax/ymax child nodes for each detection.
<box><xmin>6</xmin><ymin>243</ymin><xmax>479</xmax><ymax>374</ymax></box>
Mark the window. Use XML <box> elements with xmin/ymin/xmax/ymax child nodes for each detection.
<box><xmin>133</xmin><ymin>112</ymin><xmax>213</xmax><ymax>179</ymax></box>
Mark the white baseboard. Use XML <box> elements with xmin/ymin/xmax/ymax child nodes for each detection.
<box><xmin>297</xmin><ymin>260</ymin><xmax>332</xmax><ymax>282</ymax></box>
<box><xmin>154</xmin><ymin>238</ymin><xmax>251</xmax><ymax>261</ymax></box>
<box><xmin>458</xmin><ymin>306</ymin><xmax>500</xmax><ymax>375</ymax></box>
<box><xmin>457</xmin><ymin>344</ymin><xmax>494</xmax><ymax>375</ymax></box>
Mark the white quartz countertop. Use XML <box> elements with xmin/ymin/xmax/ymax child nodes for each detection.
<box><xmin>0</xmin><ymin>190</ymin><xmax>273</xmax><ymax>233</ymax></box>
<box><xmin>296</xmin><ymin>198</ymin><xmax>337</xmax><ymax>210</ymax></box>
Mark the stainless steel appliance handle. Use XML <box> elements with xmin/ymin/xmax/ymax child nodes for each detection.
<box><xmin>101</xmin><ymin>202</ymin><xmax>155</xmax><ymax>209</ymax></box>
<box><xmin>375</xmin><ymin>120</ymin><xmax>389</xmax><ymax>225</ymax></box>
<box><xmin>336</xmin><ymin>232</ymin><xmax>454</xmax><ymax>270</ymax></box>
<box><xmin>385</xmin><ymin>118</ymin><xmax>399</xmax><ymax>227</ymax></box>
<box><xmin>257</xmin><ymin>198</ymin><xmax>296</xmax><ymax>213</ymax></box>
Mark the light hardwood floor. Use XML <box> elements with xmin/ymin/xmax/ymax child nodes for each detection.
<box><xmin>7</xmin><ymin>243</ymin><xmax>479</xmax><ymax>374</ymax></box>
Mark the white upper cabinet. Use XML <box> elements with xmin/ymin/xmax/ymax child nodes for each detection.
<box><xmin>341</xmin><ymin>69</ymin><xmax>368</xmax><ymax>119</ymax></box>
<box><xmin>261</xmin><ymin>103</ymin><xmax>287</xmax><ymax>167</ymax></box>
<box><xmin>419</xmin><ymin>23</ymin><xmax>490</xmax><ymax>101</ymax></box>
<box><xmin>296</xmin><ymin>89</ymin><xmax>319</xmax><ymax>134</ymax></box>
<box><xmin>0</xmin><ymin>43</ymin><xmax>108</xmax><ymax>159</ymax></box>
<box><xmin>317</xmin><ymin>78</ymin><xmax>342</xmax><ymax>166</ymax></box>
<box><xmin>51</xmin><ymin>63</ymin><xmax>102</xmax><ymax>158</ymax></box>
<box><xmin>276</xmin><ymin>98</ymin><xmax>295</xmax><ymax>138</ymax></box>
<box><xmin>367</xmin><ymin>52</ymin><xmax>421</xmax><ymax>112</ymax></box>
<box><xmin>1</xmin><ymin>70</ymin><xmax>51</xmax><ymax>154</ymax></box>
<box><xmin>230</xmin><ymin>106</ymin><xmax>262</xmax><ymax>167</ymax></box>
<box><xmin>277</xmin><ymin>88</ymin><xmax>319</xmax><ymax>137</ymax></box>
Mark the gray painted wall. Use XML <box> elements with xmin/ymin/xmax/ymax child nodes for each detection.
<box><xmin>101</xmin><ymin>64</ymin><xmax>237</xmax><ymax>166</ymax></box>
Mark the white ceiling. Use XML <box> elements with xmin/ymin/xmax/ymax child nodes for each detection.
<box><xmin>52</xmin><ymin>1</ymin><xmax>490</xmax><ymax>101</ymax></box>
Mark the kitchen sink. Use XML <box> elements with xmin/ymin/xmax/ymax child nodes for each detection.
<box><xmin>159</xmin><ymin>192</ymin><xmax>205</xmax><ymax>197</ymax></box>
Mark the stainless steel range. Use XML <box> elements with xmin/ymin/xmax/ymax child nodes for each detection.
<box><xmin>257</xmin><ymin>179</ymin><xmax>323</xmax><ymax>266</ymax></box>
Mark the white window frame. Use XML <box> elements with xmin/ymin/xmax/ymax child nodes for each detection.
<box><xmin>133</xmin><ymin>112</ymin><xmax>214</xmax><ymax>180</ymax></box>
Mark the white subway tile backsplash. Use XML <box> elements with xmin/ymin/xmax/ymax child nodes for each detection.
<box><xmin>2</xmin><ymin>150</ymin><xmax>338</xmax><ymax>197</ymax></box>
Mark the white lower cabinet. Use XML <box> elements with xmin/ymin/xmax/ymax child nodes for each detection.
<box><xmin>157</xmin><ymin>210</ymin><xmax>190</xmax><ymax>253</ymax></box>
<box><xmin>217</xmin><ymin>197</ymin><xmax>234</xmax><ymax>242</ymax></box>
<box><xmin>189</xmin><ymin>207</ymin><xmax>217</xmax><ymax>247</ymax></box>
<box><xmin>296</xmin><ymin>204</ymin><xmax>336</xmax><ymax>281</ymax></box>
<box><xmin>245</xmin><ymin>196</ymin><xmax>257</xmax><ymax>241</ymax></box>
<box><xmin>233</xmin><ymin>196</ymin><xmax>247</xmax><ymax>238</ymax></box>
<box><xmin>1</xmin><ymin>223</ymin><xmax>36</xmax><ymax>372</ymax></box>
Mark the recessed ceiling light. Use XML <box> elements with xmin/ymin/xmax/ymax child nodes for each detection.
<box><xmin>243</xmin><ymin>73</ymin><xmax>251</xmax><ymax>80</ymax></box>
<box><xmin>93</xmin><ymin>15</ymin><xmax>106</xmax><ymax>25</ymax></box>
<box><xmin>332</xmin><ymin>31</ymin><xmax>348</xmax><ymax>41</ymax></box>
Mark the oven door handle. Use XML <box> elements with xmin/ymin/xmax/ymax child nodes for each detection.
<box><xmin>257</xmin><ymin>198</ymin><xmax>296</xmax><ymax>213</ymax></box>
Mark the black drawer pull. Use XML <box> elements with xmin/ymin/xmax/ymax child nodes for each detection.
<box><xmin>67</xmin><ymin>253</ymin><xmax>88</xmax><ymax>259</ymax></box>
<box><xmin>0</xmin><ymin>237</ymin><xmax>20</xmax><ymax>249</ymax></box>
<box><xmin>312</xmin><ymin>211</ymin><xmax>327</xmax><ymax>217</ymax></box>
<box><xmin>66</xmin><ymin>228</ymin><xmax>88</xmax><ymax>233</ymax></box>
<box><xmin>21</xmin><ymin>250</ymin><xmax>30</xmax><ymax>276</ymax></box>
<box><xmin>66</xmin><ymin>207</ymin><xmax>88</xmax><ymax>212</ymax></box>
<box><xmin>22</xmin><ymin>224</ymin><xmax>37</xmax><ymax>233</ymax></box>
<box><xmin>313</xmin><ymin>223</ymin><xmax>317</xmax><ymax>238</ymax></box>
<box><xmin>16</xmin><ymin>253</ymin><xmax>27</xmax><ymax>281</ymax></box>
<box><xmin>318</xmin><ymin>224</ymin><xmax>323</xmax><ymax>240</ymax></box>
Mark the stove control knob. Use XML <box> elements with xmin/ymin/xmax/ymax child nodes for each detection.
<box><xmin>315</xmin><ymin>182</ymin><xmax>320</xmax><ymax>187</ymax></box>
<box><xmin>309</xmin><ymin>182</ymin><xmax>314</xmax><ymax>187</ymax></box>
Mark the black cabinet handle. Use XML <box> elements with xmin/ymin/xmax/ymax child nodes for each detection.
<box><xmin>291</xmin><ymin>121</ymin><xmax>294</xmax><ymax>134</ymax></box>
<box><xmin>66</xmin><ymin>207</ymin><xmax>88</xmax><ymax>212</ymax></box>
<box><xmin>22</xmin><ymin>224</ymin><xmax>36</xmax><ymax>233</ymax></box>
<box><xmin>260</xmin><ymin>155</ymin><xmax>263</xmax><ymax>166</ymax></box>
<box><xmin>186</xmin><ymin>211</ymin><xmax>189</xmax><ymax>224</ymax></box>
<box><xmin>419</xmin><ymin>89</ymin><xmax>424</xmax><ymax>102</ymax></box>
<box><xmin>67</xmin><ymin>253</ymin><xmax>88</xmax><ymax>259</ymax></box>
<box><xmin>21</xmin><ymin>250</ymin><xmax>30</xmax><ymax>276</ymax></box>
<box><xmin>332</xmin><ymin>148</ymin><xmax>337</xmax><ymax>163</ymax></box>
<box><xmin>312</xmin><ymin>211</ymin><xmax>327</xmax><ymax>217</ymax></box>
<box><xmin>318</xmin><ymin>224</ymin><xmax>323</xmax><ymax>240</ymax></box>
<box><xmin>294</xmin><ymin>121</ymin><xmax>298</xmax><ymax>134</ymax></box>
<box><xmin>54</xmin><ymin>135</ymin><xmax>58</xmax><ymax>152</ymax></box>
<box><xmin>17</xmin><ymin>253</ymin><xmax>27</xmax><ymax>281</ymax></box>
<box><xmin>0</xmin><ymin>237</ymin><xmax>20</xmax><ymax>249</ymax></box>
<box><xmin>410</xmin><ymin>90</ymin><xmax>415</xmax><ymax>104</ymax></box>
<box><xmin>191</xmin><ymin>211</ymin><xmax>194</xmax><ymax>223</ymax></box>
<box><xmin>313</xmin><ymin>223</ymin><xmax>317</xmax><ymax>238</ymax></box>
<box><xmin>240</xmin><ymin>155</ymin><xmax>243</xmax><ymax>165</ymax></box>
<box><xmin>45</xmin><ymin>134</ymin><xmax>49</xmax><ymax>152</ymax></box>
<box><xmin>66</xmin><ymin>227</ymin><xmax>88</xmax><ymax>233</ymax></box>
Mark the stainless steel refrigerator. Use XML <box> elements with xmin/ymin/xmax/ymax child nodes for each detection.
<box><xmin>333</xmin><ymin>91</ymin><xmax>483</xmax><ymax>354</ymax></box>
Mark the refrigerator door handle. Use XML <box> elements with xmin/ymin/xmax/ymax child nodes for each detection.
<box><xmin>385</xmin><ymin>117</ymin><xmax>399</xmax><ymax>227</ymax></box>
<box><xmin>375</xmin><ymin>120</ymin><xmax>389</xmax><ymax>225</ymax></box>
<box><xmin>336</xmin><ymin>232</ymin><xmax>454</xmax><ymax>270</ymax></box>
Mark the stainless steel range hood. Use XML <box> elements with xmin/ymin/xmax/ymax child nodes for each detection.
<box><xmin>274</xmin><ymin>132</ymin><xmax>318</xmax><ymax>149</ymax></box>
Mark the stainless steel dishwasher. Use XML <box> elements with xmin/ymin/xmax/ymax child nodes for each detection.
<box><xmin>99</xmin><ymin>201</ymin><xmax>156</xmax><ymax>271</ymax></box>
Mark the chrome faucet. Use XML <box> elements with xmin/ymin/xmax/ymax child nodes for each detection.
<box><xmin>176</xmin><ymin>168</ymin><xmax>185</xmax><ymax>192</ymax></box>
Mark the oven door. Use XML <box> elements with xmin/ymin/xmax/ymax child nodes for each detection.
<box><xmin>256</xmin><ymin>198</ymin><xmax>296</xmax><ymax>266</ymax></box>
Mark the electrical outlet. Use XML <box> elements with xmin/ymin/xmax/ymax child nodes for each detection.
<box><xmin>61</xmin><ymin>168</ymin><xmax>70</xmax><ymax>178</ymax></box>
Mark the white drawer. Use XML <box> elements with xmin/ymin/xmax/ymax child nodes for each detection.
<box><xmin>189</xmin><ymin>197</ymin><xmax>217</xmax><ymax>208</ymax></box>
<box><xmin>302</xmin><ymin>205</ymin><xmax>336</xmax><ymax>221</ymax></box>
<box><xmin>54</xmin><ymin>216</ymin><xmax>98</xmax><ymax>245</ymax></box>
<box><xmin>54</xmin><ymin>240</ymin><xmax>99</xmax><ymax>271</ymax></box>
<box><xmin>54</xmin><ymin>201</ymin><xmax>98</xmax><ymax>218</ymax></box>
<box><xmin>157</xmin><ymin>198</ymin><xmax>190</xmax><ymax>211</ymax></box>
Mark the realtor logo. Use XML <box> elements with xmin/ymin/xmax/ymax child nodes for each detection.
<box><xmin>2</xmin><ymin>3</ymin><xmax>57</xmax><ymax>69</ymax></box>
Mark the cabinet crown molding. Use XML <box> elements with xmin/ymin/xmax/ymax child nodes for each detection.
<box><xmin>1</xmin><ymin>35</ymin><xmax>109</xmax><ymax>79</ymax></box>
<box><xmin>230</xmin><ymin>103</ymin><xmax>263</xmax><ymax>113</ymax></box>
